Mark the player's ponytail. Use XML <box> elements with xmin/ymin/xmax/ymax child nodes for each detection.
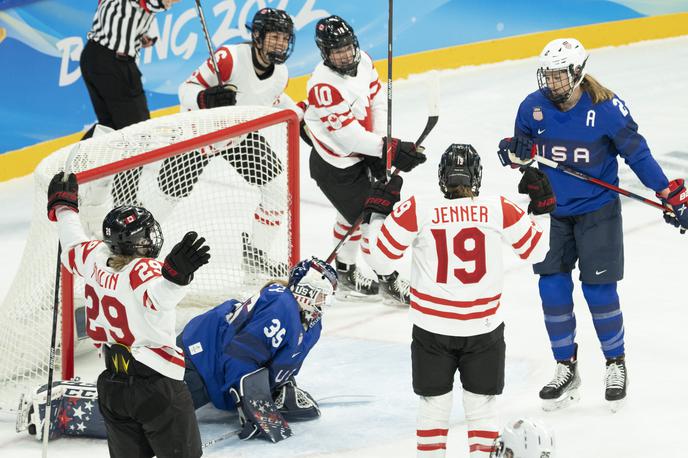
<box><xmin>106</xmin><ymin>255</ymin><xmax>136</xmax><ymax>271</ymax></box>
<box><xmin>580</xmin><ymin>74</ymin><xmax>614</xmax><ymax>104</ymax></box>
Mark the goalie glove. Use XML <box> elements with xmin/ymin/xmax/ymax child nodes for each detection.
<box><xmin>47</xmin><ymin>172</ymin><xmax>79</xmax><ymax>222</ymax></box>
<box><xmin>272</xmin><ymin>378</ymin><xmax>321</xmax><ymax>422</ymax></box>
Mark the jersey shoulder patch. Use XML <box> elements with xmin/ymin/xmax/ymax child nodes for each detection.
<box><xmin>308</xmin><ymin>83</ymin><xmax>345</xmax><ymax>108</ymax></box>
<box><xmin>391</xmin><ymin>195</ymin><xmax>418</xmax><ymax>232</ymax></box>
<box><xmin>129</xmin><ymin>258</ymin><xmax>163</xmax><ymax>290</ymax></box>
<box><xmin>500</xmin><ymin>196</ymin><xmax>526</xmax><ymax>229</ymax></box>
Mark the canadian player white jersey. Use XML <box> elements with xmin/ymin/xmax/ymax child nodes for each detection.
<box><xmin>366</xmin><ymin>193</ymin><xmax>548</xmax><ymax>337</ymax></box>
<box><xmin>178</xmin><ymin>43</ymin><xmax>301</xmax><ymax>117</ymax></box>
<box><xmin>55</xmin><ymin>208</ymin><xmax>187</xmax><ymax>380</ymax></box>
<box><xmin>304</xmin><ymin>52</ymin><xmax>386</xmax><ymax>169</ymax></box>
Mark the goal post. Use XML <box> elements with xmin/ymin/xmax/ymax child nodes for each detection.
<box><xmin>0</xmin><ymin>106</ymin><xmax>300</xmax><ymax>411</ymax></box>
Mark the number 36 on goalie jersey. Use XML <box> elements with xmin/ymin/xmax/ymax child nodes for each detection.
<box><xmin>366</xmin><ymin>194</ymin><xmax>549</xmax><ymax>337</ymax></box>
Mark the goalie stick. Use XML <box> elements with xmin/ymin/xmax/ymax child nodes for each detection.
<box><xmin>326</xmin><ymin>73</ymin><xmax>440</xmax><ymax>264</ymax></box>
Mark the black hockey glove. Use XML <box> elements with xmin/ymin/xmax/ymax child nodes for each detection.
<box><xmin>362</xmin><ymin>155</ymin><xmax>386</xmax><ymax>181</ymax></box>
<box><xmin>518</xmin><ymin>167</ymin><xmax>556</xmax><ymax>215</ymax></box>
<box><xmin>47</xmin><ymin>172</ymin><xmax>79</xmax><ymax>222</ymax></box>
<box><xmin>658</xmin><ymin>178</ymin><xmax>688</xmax><ymax>234</ymax></box>
<box><xmin>162</xmin><ymin>231</ymin><xmax>211</xmax><ymax>285</ymax></box>
<box><xmin>363</xmin><ymin>175</ymin><xmax>403</xmax><ymax>223</ymax></box>
<box><xmin>382</xmin><ymin>137</ymin><xmax>426</xmax><ymax>172</ymax></box>
<box><xmin>197</xmin><ymin>84</ymin><xmax>237</xmax><ymax>109</ymax></box>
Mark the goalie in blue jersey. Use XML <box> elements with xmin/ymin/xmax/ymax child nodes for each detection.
<box><xmin>18</xmin><ymin>257</ymin><xmax>337</xmax><ymax>444</ymax></box>
<box><xmin>497</xmin><ymin>38</ymin><xmax>688</xmax><ymax>413</ymax></box>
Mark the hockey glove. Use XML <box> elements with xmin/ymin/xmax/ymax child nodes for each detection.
<box><xmin>197</xmin><ymin>84</ymin><xmax>237</xmax><ymax>109</ymax></box>
<box><xmin>658</xmin><ymin>178</ymin><xmax>688</xmax><ymax>233</ymax></box>
<box><xmin>382</xmin><ymin>137</ymin><xmax>426</xmax><ymax>172</ymax></box>
<box><xmin>272</xmin><ymin>378</ymin><xmax>321</xmax><ymax>422</ymax></box>
<box><xmin>362</xmin><ymin>155</ymin><xmax>386</xmax><ymax>181</ymax></box>
<box><xmin>363</xmin><ymin>175</ymin><xmax>403</xmax><ymax>223</ymax></box>
<box><xmin>162</xmin><ymin>231</ymin><xmax>211</xmax><ymax>285</ymax></box>
<box><xmin>518</xmin><ymin>167</ymin><xmax>556</xmax><ymax>215</ymax></box>
<box><xmin>47</xmin><ymin>172</ymin><xmax>79</xmax><ymax>222</ymax></box>
<box><xmin>497</xmin><ymin>137</ymin><xmax>536</xmax><ymax>167</ymax></box>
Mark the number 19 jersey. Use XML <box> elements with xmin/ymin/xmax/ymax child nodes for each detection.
<box><xmin>367</xmin><ymin>193</ymin><xmax>548</xmax><ymax>337</ymax></box>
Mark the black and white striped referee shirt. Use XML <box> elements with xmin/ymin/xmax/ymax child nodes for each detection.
<box><xmin>87</xmin><ymin>0</ymin><xmax>168</xmax><ymax>58</ymax></box>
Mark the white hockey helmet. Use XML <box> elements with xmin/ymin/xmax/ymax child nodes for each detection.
<box><xmin>491</xmin><ymin>418</ymin><xmax>555</xmax><ymax>458</ymax></box>
<box><xmin>537</xmin><ymin>38</ymin><xmax>588</xmax><ymax>103</ymax></box>
<box><xmin>288</xmin><ymin>257</ymin><xmax>338</xmax><ymax>329</ymax></box>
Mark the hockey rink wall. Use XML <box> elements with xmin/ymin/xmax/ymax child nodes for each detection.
<box><xmin>1</xmin><ymin>0</ymin><xmax>687</xmax><ymax>181</ymax></box>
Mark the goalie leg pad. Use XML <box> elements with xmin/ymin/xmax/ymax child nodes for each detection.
<box><xmin>230</xmin><ymin>368</ymin><xmax>292</xmax><ymax>443</ymax></box>
<box><xmin>273</xmin><ymin>379</ymin><xmax>321</xmax><ymax>422</ymax></box>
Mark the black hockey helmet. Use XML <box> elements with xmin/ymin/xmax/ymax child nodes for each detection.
<box><xmin>250</xmin><ymin>8</ymin><xmax>294</xmax><ymax>64</ymax></box>
<box><xmin>315</xmin><ymin>15</ymin><xmax>361</xmax><ymax>77</ymax></box>
<box><xmin>438</xmin><ymin>144</ymin><xmax>483</xmax><ymax>198</ymax></box>
<box><xmin>102</xmin><ymin>206</ymin><xmax>163</xmax><ymax>258</ymax></box>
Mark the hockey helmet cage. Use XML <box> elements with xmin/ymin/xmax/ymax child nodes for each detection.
<box><xmin>491</xmin><ymin>418</ymin><xmax>556</xmax><ymax>458</ymax></box>
<box><xmin>315</xmin><ymin>15</ymin><xmax>361</xmax><ymax>77</ymax></box>
<box><xmin>250</xmin><ymin>8</ymin><xmax>294</xmax><ymax>64</ymax></box>
<box><xmin>288</xmin><ymin>257</ymin><xmax>338</xmax><ymax>330</ymax></box>
<box><xmin>438</xmin><ymin>143</ymin><xmax>483</xmax><ymax>198</ymax></box>
<box><xmin>102</xmin><ymin>206</ymin><xmax>163</xmax><ymax>259</ymax></box>
<box><xmin>537</xmin><ymin>38</ymin><xmax>588</xmax><ymax>103</ymax></box>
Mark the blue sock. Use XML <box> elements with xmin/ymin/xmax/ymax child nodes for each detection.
<box><xmin>539</xmin><ymin>273</ymin><xmax>576</xmax><ymax>361</ymax></box>
<box><xmin>582</xmin><ymin>282</ymin><xmax>624</xmax><ymax>359</ymax></box>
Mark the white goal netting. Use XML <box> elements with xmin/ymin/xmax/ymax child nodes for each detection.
<box><xmin>0</xmin><ymin>106</ymin><xmax>299</xmax><ymax>411</ymax></box>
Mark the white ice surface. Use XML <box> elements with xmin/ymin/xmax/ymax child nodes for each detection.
<box><xmin>1</xmin><ymin>36</ymin><xmax>687</xmax><ymax>457</ymax></box>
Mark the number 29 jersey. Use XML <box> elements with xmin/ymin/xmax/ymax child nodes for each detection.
<box><xmin>56</xmin><ymin>209</ymin><xmax>188</xmax><ymax>380</ymax></box>
<box><xmin>367</xmin><ymin>194</ymin><xmax>548</xmax><ymax>337</ymax></box>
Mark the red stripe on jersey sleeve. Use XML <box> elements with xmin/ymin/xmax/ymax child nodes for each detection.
<box><xmin>68</xmin><ymin>247</ymin><xmax>80</xmax><ymax>276</ymax></box>
<box><xmin>376</xmin><ymin>238</ymin><xmax>402</xmax><ymax>260</ymax></box>
<box><xmin>380</xmin><ymin>224</ymin><xmax>408</xmax><ymax>251</ymax></box>
<box><xmin>369</xmin><ymin>80</ymin><xmax>381</xmax><ymax>98</ymax></box>
<box><xmin>308</xmin><ymin>84</ymin><xmax>344</xmax><ymax>108</ymax></box>
<box><xmin>150</xmin><ymin>347</ymin><xmax>185</xmax><ymax>368</ymax></box>
<box><xmin>129</xmin><ymin>259</ymin><xmax>162</xmax><ymax>290</ymax></box>
<box><xmin>81</xmin><ymin>240</ymin><xmax>102</xmax><ymax>264</ymax></box>
<box><xmin>390</xmin><ymin>196</ymin><xmax>418</xmax><ymax>232</ymax></box>
<box><xmin>194</xmin><ymin>71</ymin><xmax>210</xmax><ymax>89</ymax></box>
<box><xmin>519</xmin><ymin>229</ymin><xmax>543</xmax><ymax>259</ymax></box>
<box><xmin>501</xmin><ymin>196</ymin><xmax>525</xmax><ymax>229</ymax></box>
<box><xmin>512</xmin><ymin>226</ymin><xmax>534</xmax><ymax>250</ymax></box>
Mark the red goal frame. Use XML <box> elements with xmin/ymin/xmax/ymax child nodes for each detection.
<box><xmin>60</xmin><ymin>109</ymin><xmax>300</xmax><ymax>379</ymax></box>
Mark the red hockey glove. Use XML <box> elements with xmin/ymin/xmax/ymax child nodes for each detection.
<box><xmin>47</xmin><ymin>172</ymin><xmax>79</xmax><ymax>222</ymax></box>
<box><xmin>657</xmin><ymin>179</ymin><xmax>688</xmax><ymax>233</ymax></box>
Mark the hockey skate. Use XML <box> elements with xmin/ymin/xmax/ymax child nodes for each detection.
<box><xmin>605</xmin><ymin>356</ymin><xmax>627</xmax><ymax>413</ymax></box>
<box><xmin>242</xmin><ymin>232</ymin><xmax>289</xmax><ymax>278</ymax></box>
<box><xmin>539</xmin><ymin>349</ymin><xmax>581</xmax><ymax>411</ymax></box>
<box><xmin>378</xmin><ymin>271</ymin><xmax>410</xmax><ymax>306</ymax></box>
<box><xmin>335</xmin><ymin>261</ymin><xmax>379</xmax><ymax>301</ymax></box>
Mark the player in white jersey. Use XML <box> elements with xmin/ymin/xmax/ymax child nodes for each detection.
<box><xmin>46</xmin><ymin>172</ymin><xmax>210</xmax><ymax>458</ymax></box>
<box><xmin>148</xmin><ymin>8</ymin><xmax>300</xmax><ymax>278</ymax></box>
<box><xmin>362</xmin><ymin>144</ymin><xmax>556</xmax><ymax>457</ymax></box>
<box><xmin>304</xmin><ymin>15</ymin><xmax>426</xmax><ymax>300</ymax></box>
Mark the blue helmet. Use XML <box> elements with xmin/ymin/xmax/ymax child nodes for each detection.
<box><xmin>288</xmin><ymin>257</ymin><xmax>338</xmax><ymax>329</ymax></box>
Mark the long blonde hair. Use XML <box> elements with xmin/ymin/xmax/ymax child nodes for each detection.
<box><xmin>580</xmin><ymin>74</ymin><xmax>614</xmax><ymax>104</ymax></box>
<box><xmin>107</xmin><ymin>255</ymin><xmax>137</xmax><ymax>271</ymax></box>
<box><xmin>445</xmin><ymin>185</ymin><xmax>475</xmax><ymax>200</ymax></box>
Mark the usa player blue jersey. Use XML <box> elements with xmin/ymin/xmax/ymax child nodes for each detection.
<box><xmin>180</xmin><ymin>283</ymin><xmax>321</xmax><ymax>411</ymax></box>
<box><xmin>515</xmin><ymin>90</ymin><xmax>668</xmax><ymax>216</ymax></box>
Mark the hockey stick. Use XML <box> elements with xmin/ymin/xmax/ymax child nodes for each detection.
<box><xmin>385</xmin><ymin>0</ymin><xmax>394</xmax><ymax>179</ymax></box>
<box><xmin>325</xmin><ymin>73</ymin><xmax>440</xmax><ymax>264</ymax></box>
<box><xmin>202</xmin><ymin>427</ymin><xmax>242</xmax><ymax>449</ymax></box>
<box><xmin>531</xmin><ymin>154</ymin><xmax>669</xmax><ymax>212</ymax></box>
<box><xmin>193</xmin><ymin>0</ymin><xmax>223</xmax><ymax>84</ymax></box>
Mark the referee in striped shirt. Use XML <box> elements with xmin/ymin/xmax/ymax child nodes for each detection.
<box><xmin>80</xmin><ymin>0</ymin><xmax>179</xmax><ymax>139</ymax></box>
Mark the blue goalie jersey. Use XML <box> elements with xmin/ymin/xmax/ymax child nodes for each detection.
<box><xmin>515</xmin><ymin>90</ymin><xmax>668</xmax><ymax>216</ymax></box>
<box><xmin>180</xmin><ymin>283</ymin><xmax>321</xmax><ymax>411</ymax></box>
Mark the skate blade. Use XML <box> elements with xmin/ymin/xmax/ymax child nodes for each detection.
<box><xmin>608</xmin><ymin>397</ymin><xmax>626</xmax><ymax>413</ymax></box>
<box><xmin>541</xmin><ymin>388</ymin><xmax>580</xmax><ymax>411</ymax></box>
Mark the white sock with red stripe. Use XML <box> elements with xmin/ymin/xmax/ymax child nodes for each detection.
<box><xmin>416</xmin><ymin>392</ymin><xmax>452</xmax><ymax>457</ymax></box>
<box><xmin>463</xmin><ymin>390</ymin><xmax>499</xmax><ymax>457</ymax></box>
<box><xmin>251</xmin><ymin>191</ymin><xmax>284</xmax><ymax>253</ymax></box>
<box><xmin>333</xmin><ymin>213</ymin><xmax>361</xmax><ymax>265</ymax></box>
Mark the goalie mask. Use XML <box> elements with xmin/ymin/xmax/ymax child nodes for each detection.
<box><xmin>250</xmin><ymin>8</ymin><xmax>294</xmax><ymax>65</ymax></box>
<box><xmin>102</xmin><ymin>206</ymin><xmax>163</xmax><ymax>258</ymax></box>
<box><xmin>491</xmin><ymin>418</ymin><xmax>556</xmax><ymax>458</ymax></box>
<box><xmin>315</xmin><ymin>15</ymin><xmax>361</xmax><ymax>77</ymax></box>
<box><xmin>288</xmin><ymin>257</ymin><xmax>338</xmax><ymax>330</ymax></box>
<box><xmin>438</xmin><ymin>143</ymin><xmax>483</xmax><ymax>198</ymax></box>
<box><xmin>537</xmin><ymin>38</ymin><xmax>588</xmax><ymax>104</ymax></box>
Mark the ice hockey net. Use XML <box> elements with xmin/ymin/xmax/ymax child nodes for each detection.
<box><xmin>0</xmin><ymin>106</ymin><xmax>299</xmax><ymax>411</ymax></box>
